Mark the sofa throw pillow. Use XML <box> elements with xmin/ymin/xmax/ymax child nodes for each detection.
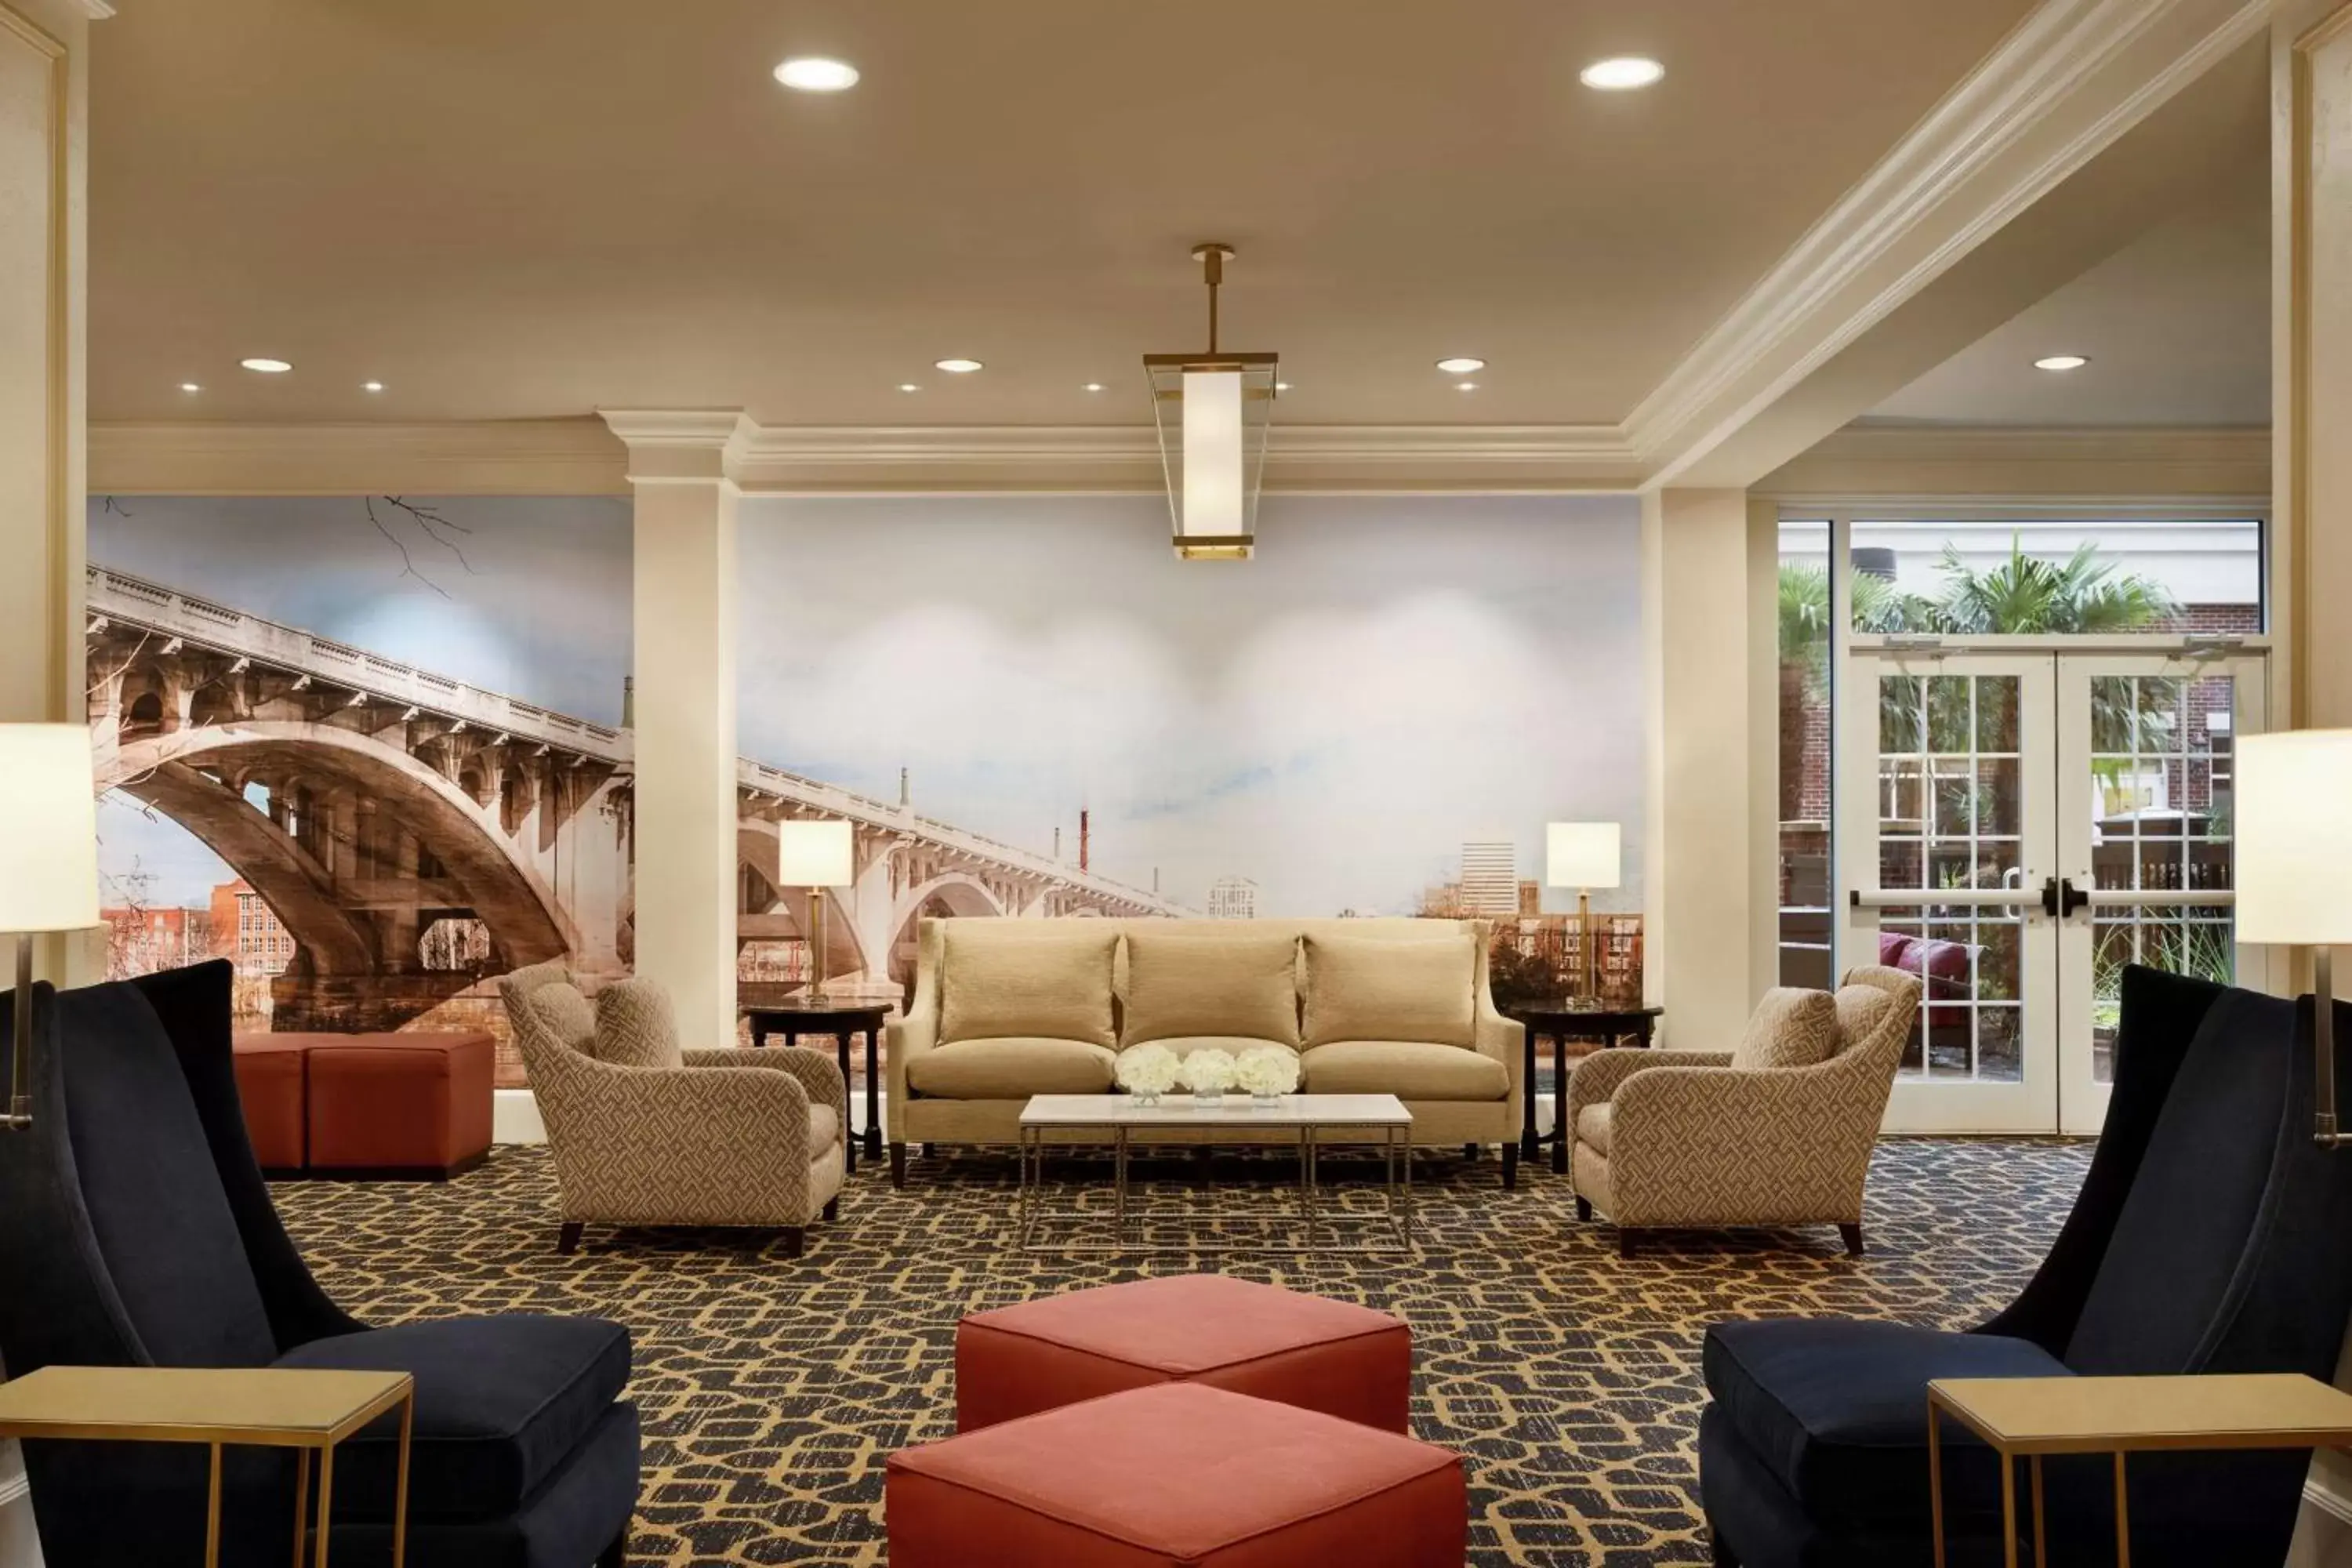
<box><xmin>1300</xmin><ymin>931</ymin><xmax>1475</xmax><ymax>1049</ymax></box>
<box><xmin>940</xmin><ymin>921</ymin><xmax>1119</xmax><ymax>1048</ymax></box>
<box><xmin>1121</xmin><ymin>928</ymin><xmax>1302</xmax><ymax>1048</ymax></box>
<box><xmin>527</xmin><ymin>983</ymin><xmax>597</xmax><ymax>1056</ymax></box>
<box><xmin>1730</xmin><ymin>987</ymin><xmax>1841</xmax><ymax>1071</ymax></box>
<box><xmin>594</xmin><ymin>978</ymin><xmax>684</xmax><ymax>1070</ymax></box>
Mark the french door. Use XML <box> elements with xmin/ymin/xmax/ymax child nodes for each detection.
<box><xmin>1842</xmin><ymin>646</ymin><xmax>2267</xmax><ymax>1134</ymax></box>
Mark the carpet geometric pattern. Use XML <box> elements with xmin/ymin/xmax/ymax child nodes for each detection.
<box><xmin>274</xmin><ymin>1138</ymin><xmax>2091</xmax><ymax>1566</ymax></box>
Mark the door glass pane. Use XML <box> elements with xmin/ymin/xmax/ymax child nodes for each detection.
<box><xmin>1877</xmin><ymin>671</ymin><xmax>2027</xmax><ymax>1083</ymax></box>
<box><xmin>2087</xmin><ymin>671</ymin><xmax>2239</xmax><ymax>1083</ymax></box>
<box><xmin>1776</xmin><ymin>521</ymin><xmax>1834</xmax><ymax>989</ymax></box>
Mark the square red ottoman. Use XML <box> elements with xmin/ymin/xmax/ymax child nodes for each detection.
<box><xmin>956</xmin><ymin>1273</ymin><xmax>1410</xmax><ymax>1432</ymax></box>
<box><xmin>303</xmin><ymin>1032</ymin><xmax>495</xmax><ymax>1178</ymax></box>
<box><xmin>888</xmin><ymin>1382</ymin><xmax>1465</xmax><ymax>1568</ymax></box>
<box><xmin>230</xmin><ymin>1036</ymin><xmax>309</xmax><ymax>1174</ymax></box>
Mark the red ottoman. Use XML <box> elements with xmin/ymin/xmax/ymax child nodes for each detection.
<box><xmin>230</xmin><ymin>1036</ymin><xmax>309</xmax><ymax>1174</ymax></box>
<box><xmin>304</xmin><ymin>1032</ymin><xmax>495</xmax><ymax>1178</ymax></box>
<box><xmin>889</xmin><ymin>1382</ymin><xmax>1464</xmax><ymax>1567</ymax></box>
<box><xmin>956</xmin><ymin>1273</ymin><xmax>1410</xmax><ymax>1432</ymax></box>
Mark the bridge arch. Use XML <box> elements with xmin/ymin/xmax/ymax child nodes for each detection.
<box><xmin>884</xmin><ymin>873</ymin><xmax>1007</xmax><ymax>985</ymax></box>
<box><xmin>103</xmin><ymin>721</ymin><xmax>574</xmax><ymax>983</ymax></box>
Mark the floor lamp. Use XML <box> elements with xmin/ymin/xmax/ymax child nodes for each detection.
<box><xmin>1</xmin><ymin>724</ymin><xmax>103</xmax><ymax>1131</ymax></box>
<box><xmin>779</xmin><ymin>819</ymin><xmax>854</xmax><ymax>1005</ymax></box>
<box><xmin>2237</xmin><ymin>730</ymin><xmax>2352</xmax><ymax>1148</ymax></box>
<box><xmin>1547</xmin><ymin>822</ymin><xmax>1621</xmax><ymax>1011</ymax></box>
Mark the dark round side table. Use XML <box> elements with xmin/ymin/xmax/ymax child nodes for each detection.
<box><xmin>745</xmin><ymin>1001</ymin><xmax>891</xmax><ymax>1171</ymax></box>
<box><xmin>1513</xmin><ymin>1004</ymin><xmax>1663</xmax><ymax>1174</ymax></box>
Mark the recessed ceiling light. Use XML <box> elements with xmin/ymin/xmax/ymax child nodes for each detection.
<box><xmin>898</xmin><ymin>383</ymin><xmax>921</xmax><ymax>393</ymax></box>
<box><xmin>935</xmin><ymin>358</ymin><xmax>984</xmax><ymax>374</ymax></box>
<box><xmin>1580</xmin><ymin>56</ymin><xmax>1665</xmax><ymax>91</ymax></box>
<box><xmin>2034</xmin><ymin>354</ymin><xmax>2090</xmax><ymax>371</ymax></box>
<box><xmin>1276</xmin><ymin>381</ymin><xmax>1293</xmax><ymax>391</ymax></box>
<box><xmin>178</xmin><ymin>382</ymin><xmax>201</xmax><ymax>394</ymax></box>
<box><xmin>1084</xmin><ymin>383</ymin><xmax>1105</xmax><ymax>393</ymax></box>
<box><xmin>362</xmin><ymin>380</ymin><xmax>385</xmax><ymax>393</ymax></box>
<box><xmin>1436</xmin><ymin>357</ymin><xmax>1486</xmax><ymax>374</ymax></box>
<box><xmin>240</xmin><ymin>357</ymin><xmax>292</xmax><ymax>374</ymax></box>
<box><xmin>774</xmin><ymin>56</ymin><xmax>859</xmax><ymax>92</ymax></box>
<box><xmin>1456</xmin><ymin>381</ymin><xmax>1479</xmax><ymax>392</ymax></box>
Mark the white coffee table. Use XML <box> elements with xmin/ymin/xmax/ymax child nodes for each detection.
<box><xmin>1015</xmin><ymin>1093</ymin><xmax>1414</xmax><ymax>1254</ymax></box>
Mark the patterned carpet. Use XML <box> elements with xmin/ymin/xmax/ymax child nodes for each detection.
<box><xmin>274</xmin><ymin>1138</ymin><xmax>2091</xmax><ymax>1567</ymax></box>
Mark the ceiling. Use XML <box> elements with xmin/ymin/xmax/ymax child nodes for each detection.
<box><xmin>1867</xmin><ymin>145</ymin><xmax>2270</xmax><ymax>427</ymax></box>
<box><xmin>88</xmin><ymin>0</ymin><xmax>2041</xmax><ymax>427</ymax></box>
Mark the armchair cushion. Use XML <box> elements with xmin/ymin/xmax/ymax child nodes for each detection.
<box><xmin>1301</xmin><ymin>1040</ymin><xmax>1508</xmax><ymax>1100</ymax></box>
<box><xmin>1301</xmin><ymin>933</ymin><xmax>1475</xmax><ymax>1048</ymax></box>
<box><xmin>1120</xmin><ymin>927</ymin><xmax>1302</xmax><ymax>1048</ymax></box>
<box><xmin>808</xmin><ymin>1102</ymin><xmax>842</xmax><ymax>1151</ymax></box>
<box><xmin>939</xmin><ymin>923</ymin><xmax>1117</xmax><ymax>1048</ymax></box>
<box><xmin>1573</xmin><ymin>1102</ymin><xmax>1613</xmax><ymax>1156</ymax></box>
<box><xmin>904</xmin><ymin>1036</ymin><xmax>1118</xmax><ymax>1098</ymax></box>
<box><xmin>1704</xmin><ymin>1318</ymin><xmax>2068</xmax><ymax>1524</ymax></box>
<box><xmin>592</xmin><ymin>978</ymin><xmax>682</xmax><ymax>1071</ymax></box>
<box><xmin>276</xmin><ymin>1313</ymin><xmax>630</xmax><ymax>1522</ymax></box>
<box><xmin>527</xmin><ymin>985</ymin><xmax>597</xmax><ymax>1055</ymax></box>
<box><xmin>1730</xmin><ymin>988</ymin><xmax>1840</xmax><ymax>1071</ymax></box>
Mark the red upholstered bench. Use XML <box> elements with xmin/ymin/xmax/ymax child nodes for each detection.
<box><xmin>237</xmin><ymin>1031</ymin><xmax>495</xmax><ymax>1178</ymax></box>
<box><xmin>888</xmin><ymin>1382</ymin><xmax>1465</xmax><ymax>1568</ymax></box>
<box><xmin>230</xmin><ymin>1036</ymin><xmax>309</xmax><ymax>1174</ymax></box>
<box><xmin>957</xmin><ymin>1273</ymin><xmax>1411</xmax><ymax>1433</ymax></box>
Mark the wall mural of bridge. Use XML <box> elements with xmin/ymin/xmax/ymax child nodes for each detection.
<box><xmin>87</xmin><ymin>565</ymin><xmax>1187</xmax><ymax>1082</ymax></box>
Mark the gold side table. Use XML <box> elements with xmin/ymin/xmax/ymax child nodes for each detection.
<box><xmin>0</xmin><ymin>1364</ymin><xmax>416</xmax><ymax>1568</ymax></box>
<box><xmin>1928</xmin><ymin>1372</ymin><xmax>2352</xmax><ymax>1568</ymax></box>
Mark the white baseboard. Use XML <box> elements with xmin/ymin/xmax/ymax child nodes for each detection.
<box><xmin>0</xmin><ymin>1449</ymin><xmax>41</xmax><ymax>1568</ymax></box>
<box><xmin>2290</xmin><ymin>1475</ymin><xmax>2352</xmax><ymax>1567</ymax></box>
<box><xmin>492</xmin><ymin>1087</ymin><xmax>545</xmax><ymax>1145</ymax></box>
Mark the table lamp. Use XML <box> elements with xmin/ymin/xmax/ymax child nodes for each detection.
<box><xmin>2236</xmin><ymin>729</ymin><xmax>2352</xmax><ymax>1148</ymax></box>
<box><xmin>0</xmin><ymin>724</ymin><xmax>103</xmax><ymax>1131</ymax></box>
<box><xmin>1548</xmin><ymin>822</ymin><xmax>1621</xmax><ymax>1011</ymax></box>
<box><xmin>779</xmin><ymin>819</ymin><xmax>854</xmax><ymax>1004</ymax></box>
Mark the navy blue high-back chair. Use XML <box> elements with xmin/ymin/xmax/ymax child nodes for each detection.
<box><xmin>1700</xmin><ymin>966</ymin><xmax>2352</xmax><ymax>1567</ymax></box>
<box><xmin>0</xmin><ymin>961</ymin><xmax>641</xmax><ymax>1567</ymax></box>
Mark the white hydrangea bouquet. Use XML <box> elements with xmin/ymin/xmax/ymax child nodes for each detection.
<box><xmin>1116</xmin><ymin>1042</ymin><xmax>1181</xmax><ymax>1105</ymax></box>
<box><xmin>1177</xmin><ymin>1046</ymin><xmax>1236</xmax><ymax>1101</ymax></box>
<box><xmin>1234</xmin><ymin>1045</ymin><xmax>1300</xmax><ymax>1102</ymax></box>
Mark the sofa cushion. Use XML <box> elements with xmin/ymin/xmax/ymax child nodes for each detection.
<box><xmin>1703</xmin><ymin>1317</ymin><xmax>2069</xmax><ymax>1523</ymax></box>
<box><xmin>1574</xmin><ymin>1102</ymin><xmax>1613</xmax><ymax>1156</ymax></box>
<box><xmin>1121</xmin><ymin>928</ymin><xmax>1301</xmax><ymax>1048</ymax></box>
<box><xmin>905</xmin><ymin>1036</ymin><xmax>1118</xmax><ymax>1098</ymax></box>
<box><xmin>1121</xmin><ymin>1035</ymin><xmax>1298</xmax><ymax>1062</ymax></box>
<box><xmin>939</xmin><ymin>923</ymin><xmax>1117</xmax><ymax>1048</ymax></box>
<box><xmin>527</xmin><ymin>984</ymin><xmax>597</xmax><ymax>1054</ymax></box>
<box><xmin>1301</xmin><ymin>1040</ymin><xmax>1507</xmax><ymax>1101</ymax></box>
<box><xmin>1301</xmin><ymin>933</ymin><xmax>1475</xmax><ymax>1049</ymax></box>
<box><xmin>275</xmin><ymin>1312</ymin><xmax>631</xmax><ymax>1522</ymax></box>
<box><xmin>1730</xmin><ymin>988</ymin><xmax>1841</xmax><ymax>1071</ymax></box>
<box><xmin>592</xmin><ymin>978</ymin><xmax>682</xmax><ymax>1070</ymax></box>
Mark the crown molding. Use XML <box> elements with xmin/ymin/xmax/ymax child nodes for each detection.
<box><xmin>1755</xmin><ymin>422</ymin><xmax>2272</xmax><ymax>499</ymax></box>
<box><xmin>1626</xmin><ymin>0</ymin><xmax>2270</xmax><ymax>488</ymax></box>
<box><xmin>90</xmin><ymin>419</ymin><xmax>628</xmax><ymax>495</ymax></box>
<box><xmin>79</xmin><ymin>0</ymin><xmax>117</xmax><ymax>16</ymax></box>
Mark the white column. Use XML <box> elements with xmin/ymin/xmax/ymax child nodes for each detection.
<box><xmin>603</xmin><ymin>412</ymin><xmax>747</xmax><ymax>1048</ymax></box>
<box><xmin>1642</xmin><ymin>487</ymin><xmax>1776</xmax><ymax>1047</ymax></box>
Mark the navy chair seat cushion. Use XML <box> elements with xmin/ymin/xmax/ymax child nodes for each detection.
<box><xmin>1704</xmin><ymin>1318</ymin><xmax>2070</xmax><ymax>1524</ymax></box>
<box><xmin>275</xmin><ymin>1313</ymin><xmax>630</xmax><ymax>1522</ymax></box>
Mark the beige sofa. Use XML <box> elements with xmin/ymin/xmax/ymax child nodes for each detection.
<box><xmin>886</xmin><ymin>916</ymin><xmax>1524</xmax><ymax>1185</ymax></box>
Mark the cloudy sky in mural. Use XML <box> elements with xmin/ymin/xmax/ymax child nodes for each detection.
<box><xmin>737</xmin><ymin>495</ymin><xmax>1645</xmax><ymax>918</ymax></box>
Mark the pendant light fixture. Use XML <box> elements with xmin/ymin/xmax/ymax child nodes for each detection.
<box><xmin>1145</xmin><ymin>243</ymin><xmax>1277</xmax><ymax>561</ymax></box>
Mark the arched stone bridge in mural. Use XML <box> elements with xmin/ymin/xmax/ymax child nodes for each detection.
<box><xmin>86</xmin><ymin>567</ymin><xmax>1187</xmax><ymax>1033</ymax></box>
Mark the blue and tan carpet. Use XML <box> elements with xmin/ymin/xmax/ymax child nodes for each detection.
<box><xmin>274</xmin><ymin>1139</ymin><xmax>2091</xmax><ymax>1566</ymax></box>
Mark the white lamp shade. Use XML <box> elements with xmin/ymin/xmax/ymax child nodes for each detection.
<box><xmin>0</xmin><ymin>724</ymin><xmax>101</xmax><ymax>932</ymax></box>
<box><xmin>776</xmin><ymin>819</ymin><xmax>854</xmax><ymax>888</ymax></box>
<box><xmin>2236</xmin><ymin>729</ymin><xmax>2352</xmax><ymax>946</ymax></box>
<box><xmin>1547</xmin><ymin>822</ymin><xmax>1621</xmax><ymax>890</ymax></box>
<box><xmin>1180</xmin><ymin>368</ymin><xmax>1244</xmax><ymax>539</ymax></box>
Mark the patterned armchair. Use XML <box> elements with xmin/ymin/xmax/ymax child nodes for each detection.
<box><xmin>1566</xmin><ymin>966</ymin><xmax>1919</xmax><ymax>1258</ymax></box>
<box><xmin>498</xmin><ymin>963</ymin><xmax>849</xmax><ymax>1256</ymax></box>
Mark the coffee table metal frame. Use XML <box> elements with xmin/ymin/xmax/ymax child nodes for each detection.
<box><xmin>1015</xmin><ymin>1092</ymin><xmax>1414</xmax><ymax>1255</ymax></box>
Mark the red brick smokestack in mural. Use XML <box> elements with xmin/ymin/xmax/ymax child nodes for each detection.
<box><xmin>1080</xmin><ymin>809</ymin><xmax>1091</xmax><ymax>873</ymax></box>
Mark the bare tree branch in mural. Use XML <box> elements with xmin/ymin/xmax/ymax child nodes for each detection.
<box><xmin>362</xmin><ymin>495</ymin><xmax>480</xmax><ymax>600</ymax></box>
<box><xmin>100</xmin><ymin>495</ymin><xmax>135</xmax><ymax>517</ymax></box>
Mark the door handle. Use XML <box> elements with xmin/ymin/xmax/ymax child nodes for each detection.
<box><xmin>2040</xmin><ymin>877</ymin><xmax>2089</xmax><ymax>919</ymax></box>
